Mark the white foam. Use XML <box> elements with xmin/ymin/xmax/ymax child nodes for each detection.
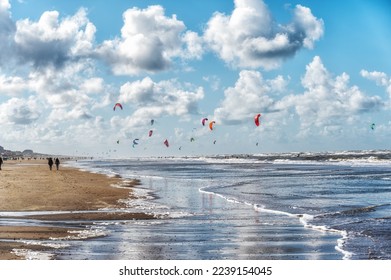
<box><xmin>298</xmin><ymin>215</ymin><xmax>354</xmax><ymax>260</ymax></box>
<box><xmin>335</xmin><ymin>231</ymin><xmax>354</xmax><ymax>260</ymax></box>
<box><xmin>48</xmin><ymin>226</ymin><xmax>109</xmax><ymax>241</ymax></box>
<box><xmin>254</xmin><ymin>204</ymin><xmax>298</xmax><ymax>218</ymax></box>
<box><xmin>22</xmin><ymin>240</ymin><xmax>70</xmax><ymax>249</ymax></box>
<box><xmin>12</xmin><ymin>248</ymin><xmax>54</xmax><ymax>260</ymax></box>
<box><xmin>200</xmin><ymin>186</ymin><xmax>354</xmax><ymax>260</ymax></box>
<box><xmin>10</xmin><ymin>239</ymin><xmax>72</xmax><ymax>260</ymax></box>
<box><xmin>67</xmin><ymin>227</ymin><xmax>109</xmax><ymax>240</ymax></box>
<box><xmin>201</xmin><ymin>186</ymin><xmax>298</xmax><ymax>219</ymax></box>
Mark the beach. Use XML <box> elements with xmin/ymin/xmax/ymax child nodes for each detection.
<box><xmin>0</xmin><ymin>159</ymin><xmax>152</xmax><ymax>260</ymax></box>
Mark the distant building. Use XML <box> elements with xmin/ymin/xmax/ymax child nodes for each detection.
<box><xmin>22</xmin><ymin>149</ymin><xmax>34</xmax><ymax>156</ymax></box>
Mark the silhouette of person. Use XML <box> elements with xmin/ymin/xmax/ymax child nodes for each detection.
<box><xmin>55</xmin><ymin>158</ymin><xmax>60</xmax><ymax>170</ymax></box>
<box><xmin>48</xmin><ymin>157</ymin><xmax>53</xmax><ymax>170</ymax></box>
<box><xmin>0</xmin><ymin>156</ymin><xmax>3</xmax><ymax>170</ymax></box>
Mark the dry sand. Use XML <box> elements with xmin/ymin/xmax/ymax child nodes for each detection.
<box><xmin>0</xmin><ymin>159</ymin><xmax>153</xmax><ymax>259</ymax></box>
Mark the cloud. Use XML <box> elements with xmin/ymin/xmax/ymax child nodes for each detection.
<box><xmin>0</xmin><ymin>0</ymin><xmax>10</xmax><ymax>10</ymax></box>
<box><xmin>203</xmin><ymin>75</ymin><xmax>221</xmax><ymax>91</ymax></box>
<box><xmin>203</xmin><ymin>0</ymin><xmax>324</xmax><ymax>69</ymax></box>
<box><xmin>360</xmin><ymin>70</ymin><xmax>391</xmax><ymax>98</ymax></box>
<box><xmin>213</xmin><ymin>70</ymin><xmax>287</xmax><ymax>124</ymax></box>
<box><xmin>0</xmin><ymin>73</ymin><xmax>29</xmax><ymax>96</ymax></box>
<box><xmin>118</xmin><ymin>77</ymin><xmax>204</xmax><ymax>127</ymax></box>
<box><xmin>0</xmin><ymin>58</ymin><xmax>110</xmax><ymax>127</ymax></box>
<box><xmin>0</xmin><ymin>4</ymin><xmax>107</xmax><ymax>127</ymax></box>
<box><xmin>14</xmin><ymin>8</ymin><xmax>96</xmax><ymax>68</ymax></box>
<box><xmin>0</xmin><ymin>96</ymin><xmax>41</xmax><ymax>125</ymax></box>
<box><xmin>0</xmin><ymin>3</ymin><xmax>114</xmax><ymax>150</ymax></box>
<box><xmin>291</xmin><ymin>5</ymin><xmax>324</xmax><ymax>49</ymax></box>
<box><xmin>281</xmin><ymin>56</ymin><xmax>383</xmax><ymax>136</ymax></box>
<box><xmin>0</xmin><ymin>0</ymin><xmax>14</xmax><ymax>34</ymax></box>
<box><xmin>0</xmin><ymin>0</ymin><xmax>16</xmax><ymax>64</ymax></box>
<box><xmin>47</xmin><ymin>107</ymin><xmax>93</xmax><ymax>124</ymax></box>
<box><xmin>182</xmin><ymin>31</ymin><xmax>204</xmax><ymax>60</ymax></box>
<box><xmin>4</xmin><ymin>1</ymin><xmax>324</xmax><ymax>76</ymax></box>
<box><xmin>214</xmin><ymin>56</ymin><xmax>384</xmax><ymax>140</ymax></box>
<box><xmin>97</xmin><ymin>5</ymin><xmax>202</xmax><ymax>76</ymax></box>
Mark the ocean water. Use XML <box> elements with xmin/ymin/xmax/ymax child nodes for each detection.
<box><xmin>58</xmin><ymin>150</ymin><xmax>390</xmax><ymax>260</ymax></box>
<box><xmin>2</xmin><ymin>150</ymin><xmax>390</xmax><ymax>260</ymax></box>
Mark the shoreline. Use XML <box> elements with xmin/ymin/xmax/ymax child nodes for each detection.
<box><xmin>0</xmin><ymin>159</ymin><xmax>153</xmax><ymax>260</ymax></box>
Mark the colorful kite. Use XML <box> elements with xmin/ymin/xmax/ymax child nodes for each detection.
<box><xmin>254</xmin><ymin>113</ymin><xmax>261</xmax><ymax>126</ymax></box>
<box><xmin>113</xmin><ymin>103</ymin><xmax>123</xmax><ymax>111</ymax></box>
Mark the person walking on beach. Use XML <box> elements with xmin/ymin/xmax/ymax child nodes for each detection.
<box><xmin>55</xmin><ymin>158</ymin><xmax>60</xmax><ymax>170</ymax></box>
<box><xmin>0</xmin><ymin>156</ymin><xmax>3</xmax><ymax>170</ymax></box>
<box><xmin>48</xmin><ymin>157</ymin><xmax>53</xmax><ymax>170</ymax></box>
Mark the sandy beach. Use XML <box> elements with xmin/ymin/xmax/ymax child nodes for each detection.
<box><xmin>0</xmin><ymin>159</ymin><xmax>153</xmax><ymax>260</ymax></box>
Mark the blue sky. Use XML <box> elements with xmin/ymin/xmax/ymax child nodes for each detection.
<box><xmin>1</xmin><ymin>0</ymin><xmax>391</xmax><ymax>157</ymax></box>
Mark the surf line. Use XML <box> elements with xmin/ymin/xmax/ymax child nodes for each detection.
<box><xmin>198</xmin><ymin>186</ymin><xmax>353</xmax><ymax>260</ymax></box>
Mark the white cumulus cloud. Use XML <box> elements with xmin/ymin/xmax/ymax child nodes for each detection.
<box><xmin>361</xmin><ymin>70</ymin><xmax>391</xmax><ymax>99</ymax></box>
<box><xmin>213</xmin><ymin>70</ymin><xmax>287</xmax><ymax>124</ymax></box>
<box><xmin>0</xmin><ymin>96</ymin><xmax>41</xmax><ymax>125</ymax></box>
<box><xmin>204</xmin><ymin>0</ymin><xmax>324</xmax><ymax>69</ymax></box>
<box><xmin>97</xmin><ymin>5</ymin><xmax>203</xmax><ymax>76</ymax></box>
<box><xmin>0</xmin><ymin>0</ymin><xmax>15</xmax><ymax>64</ymax></box>
<box><xmin>281</xmin><ymin>56</ymin><xmax>383</xmax><ymax>137</ymax></box>
<box><xmin>14</xmin><ymin>8</ymin><xmax>96</xmax><ymax>68</ymax></box>
<box><xmin>117</xmin><ymin>77</ymin><xmax>204</xmax><ymax>129</ymax></box>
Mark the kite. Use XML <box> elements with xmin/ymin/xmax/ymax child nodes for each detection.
<box><xmin>151</xmin><ymin>119</ymin><xmax>155</xmax><ymax>125</ymax></box>
<box><xmin>113</xmin><ymin>103</ymin><xmax>123</xmax><ymax>111</ymax></box>
<box><xmin>371</xmin><ymin>123</ymin><xmax>376</xmax><ymax>130</ymax></box>
<box><xmin>149</xmin><ymin>130</ymin><xmax>153</xmax><ymax>137</ymax></box>
<box><xmin>209</xmin><ymin>121</ymin><xmax>216</xmax><ymax>130</ymax></box>
<box><xmin>190</xmin><ymin>137</ymin><xmax>195</xmax><ymax>142</ymax></box>
<box><xmin>164</xmin><ymin>139</ymin><xmax>169</xmax><ymax>147</ymax></box>
<box><xmin>202</xmin><ymin>117</ymin><xmax>208</xmax><ymax>126</ymax></box>
<box><xmin>254</xmin><ymin>113</ymin><xmax>261</xmax><ymax>126</ymax></box>
<box><xmin>132</xmin><ymin>138</ymin><xmax>139</xmax><ymax>148</ymax></box>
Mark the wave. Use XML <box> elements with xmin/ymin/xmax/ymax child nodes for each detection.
<box><xmin>316</xmin><ymin>204</ymin><xmax>391</xmax><ymax>218</ymax></box>
<box><xmin>199</xmin><ymin>185</ymin><xmax>354</xmax><ymax>260</ymax></box>
<box><xmin>66</xmin><ymin>150</ymin><xmax>391</xmax><ymax>170</ymax></box>
<box><xmin>149</xmin><ymin>150</ymin><xmax>391</xmax><ymax>165</ymax></box>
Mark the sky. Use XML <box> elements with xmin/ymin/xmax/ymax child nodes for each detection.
<box><xmin>1</xmin><ymin>0</ymin><xmax>391</xmax><ymax>157</ymax></box>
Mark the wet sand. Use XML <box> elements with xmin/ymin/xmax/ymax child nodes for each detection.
<box><xmin>0</xmin><ymin>159</ymin><xmax>153</xmax><ymax>259</ymax></box>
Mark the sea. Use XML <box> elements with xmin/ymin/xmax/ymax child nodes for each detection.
<box><xmin>3</xmin><ymin>150</ymin><xmax>391</xmax><ymax>260</ymax></box>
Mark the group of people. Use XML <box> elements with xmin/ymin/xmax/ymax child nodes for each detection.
<box><xmin>48</xmin><ymin>157</ymin><xmax>60</xmax><ymax>170</ymax></box>
<box><xmin>0</xmin><ymin>156</ymin><xmax>61</xmax><ymax>171</ymax></box>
